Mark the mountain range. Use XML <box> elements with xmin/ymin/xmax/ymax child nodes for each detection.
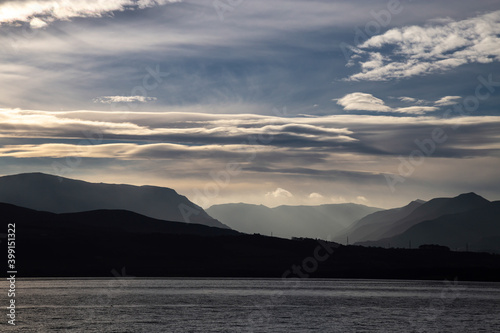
<box><xmin>3</xmin><ymin>202</ymin><xmax>500</xmax><ymax>280</ymax></box>
<box><xmin>208</xmin><ymin>193</ymin><xmax>500</xmax><ymax>254</ymax></box>
<box><xmin>0</xmin><ymin>172</ymin><xmax>227</xmax><ymax>229</ymax></box>
<box><xmin>358</xmin><ymin>200</ymin><xmax>500</xmax><ymax>253</ymax></box>
<box><xmin>0</xmin><ymin>202</ymin><xmax>238</xmax><ymax>237</ymax></box>
<box><xmin>374</xmin><ymin>192</ymin><xmax>491</xmax><ymax>240</ymax></box>
<box><xmin>206</xmin><ymin>203</ymin><xmax>382</xmax><ymax>239</ymax></box>
<box><xmin>0</xmin><ymin>172</ymin><xmax>498</xmax><ymax>257</ymax></box>
<box><xmin>333</xmin><ymin>200</ymin><xmax>425</xmax><ymax>244</ymax></box>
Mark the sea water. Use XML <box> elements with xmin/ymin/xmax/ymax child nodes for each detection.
<box><xmin>1</xmin><ymin>278</ymin><xmax>499</xmax><ymax>332</ymax></box>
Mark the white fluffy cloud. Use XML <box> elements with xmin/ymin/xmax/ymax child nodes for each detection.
<box><xmin>308</xmin><ymin>192</ymin><xmax>324</xmax><ymax>199</ymax></box>
<box><xmin>336</xmin><ymin>92</ymin><xmax>438</xmax><ymax>114</ymax></box>
<box><xmin>0</xmin><ymin>0</ymin><xmax>180</xmax><ymax>28</ymax></box>
<box><xmin>347</xmin><ymin>10</ymin><xmax>500</xmax><ymax>81</ymax></box>
<box><xmin>266</xmin><ymin>188</ymin><xmax>293</xmax><ymax>199</ymax></box>
<box><xmin>335</xmin><ymin>92</ymin><xmax>392</xmax><ymax>112</ymax></box>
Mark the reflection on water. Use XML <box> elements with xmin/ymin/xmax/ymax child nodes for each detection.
<box><xmin>1</xmin><ymin>278</ymin><xmax>499</xmax><ymax>332</ymax></box>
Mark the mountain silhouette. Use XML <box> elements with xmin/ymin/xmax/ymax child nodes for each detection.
<box><xmin>348</xmin><ymin>193</ymin><xmax>490</xmax><ymax>243</ymax></box>
<box><xmin>3</xmin><ymin>202</ymin><xmax>500</xmax><ymax>280</ymax></box>
<box><xmin>0</xmin><ymin>173</ymin><xmax>227</xmax><ymax>229</ymax></box>
<box><xmin>376</xmin><ymin>192</ymin><xmax>490</xmax><ymax>239</ymax></box>
<box><xmin>333</xmin><ymin>200</ymin><xmax>425</xmax><ymax>243</ymax></box>
<box><xmin>359</xmin><ymin>201</ymin><xmax>500</xmax><ymax>253</ymax></box>
<box><xmin>0</xmin><ymin>202</ymin><xmax>238</xmax><ymax>237</ymax></box>
<box><xmin>206</xmin><ymin>203</ymin><xmax>381</xmax><ymax>239</ymax></box>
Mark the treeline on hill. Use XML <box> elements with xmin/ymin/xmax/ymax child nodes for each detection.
<box><xmin>2</xmin><ymin>203</ymin><xmax>500</xmax><ymax>281</ymax></box>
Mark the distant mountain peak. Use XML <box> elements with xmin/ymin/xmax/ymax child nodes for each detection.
<box><xmin>0</xmin><ymin>172</ymin><xmax>228</xmax><ymax>229</ymax></box>
<box><xmin>4</xmin><ymin>172</ymin><xmax>53</xmax><ymax>178</ymax></box>
<box><xmin>456</xmin><ymin>192</ymin><xmax>485</xmax><ymax>200</ymax></box>
<box><xmin>407</xmin><ymin>200</ymin><xmax>425</xmax><ymax>208</ymax></box>
<box><xmin>207</xmin><ymin>202</ymin><xmax>382</xmax><ymax>238</ymax></box>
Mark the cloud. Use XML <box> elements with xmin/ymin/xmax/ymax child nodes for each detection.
<box><xmin>2</xmin><ymin>107</ymin><xmax>500</xmax><ymax>195</ymax></box>
<box><xmin>308</xmin><ymin>192</ymin><xmax>324</xmax><ymax>199</ymax></box>
<box><xmin>434</xmin><ymin>96</ymin><xmax>462</xmax><ymax>106</ymax></box>
<box><xmin>0</xmin><ymin>0</ymin><xmax>180</xmax><ymax>28</ymax></box>
<box><xmin>0</xmin><ymin>142</ymin><xmax>279</xmax><ymax>160</ymax></box>
<box><xmin>93</xmin><ymin>96</ymin><xmax>157</xmax><ymax>104</ymax></box>
<box><xmin>265</xmin><ymin>188</ymin><xmax>293</xmax><ymax>199</ymax></box>
<box><xmin>1</xmin><ymin>1</ymin><xmax>500</xmax><ymax>209</ymax></box>
<box><xmin>397</xmin><ymin>97</ymin><xmax>428</xmax><ymax>105</ymax></box>
<box><xmin>393</xmin><ymin>106</ymin><xmax>439</xmax><ymax>115</ymax></box>
<box><xmin>356</xmin><ymin>196</ymin><xmax>368</xmax><ymax>203</ymax></box>
<box><xmin>398</xmin><ymin>97</ymin><xmax>417</xmax><ymax>103</ymax></box>
<box><xmin>335</xmin><ymin>92</ymin><xmax>392</xmax><ymax>112</ymax></box>
<box><xmin>29</xmin><ymin>17</ymin><xmax>47</xmax><ymax>29</ymax></box>
<box><xmin>1</xmin><ymin>0</ymin><xmax>498</xmax><ymax>117</ymax></box>
<box><xmin>2</xmin><ymin>109</ymin><xmax>500</xmax><ymax>159</ymax></box>
<box><xmin>346</xmin><ymin>10</ymin><xmax>500</xmax><ymax>81</ymax></box>
<box><xmin>1</xmin><ymin>108</ymin><xmax>499</xmax><ymax>209</ymax></box>
<box><xmin>0</xmin><ymin>109</ymin><xmax>358</xmax><ymax>147</ymax></box>
<box><xmin>336</xmin><ymin>93</ymin><xmax>438</xmax><ymax>114</ymax></box>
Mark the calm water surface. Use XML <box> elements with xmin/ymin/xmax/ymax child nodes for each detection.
<box><xmin>1</xmin><ymin>278</ymin><xmax>499</xmax><ymax>332</ymax></box>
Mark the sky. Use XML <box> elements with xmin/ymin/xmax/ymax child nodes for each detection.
<box><xmin>0</xmin><ymin>0</ymin><xmax>500</xmax><ymax>209</ymax></box>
